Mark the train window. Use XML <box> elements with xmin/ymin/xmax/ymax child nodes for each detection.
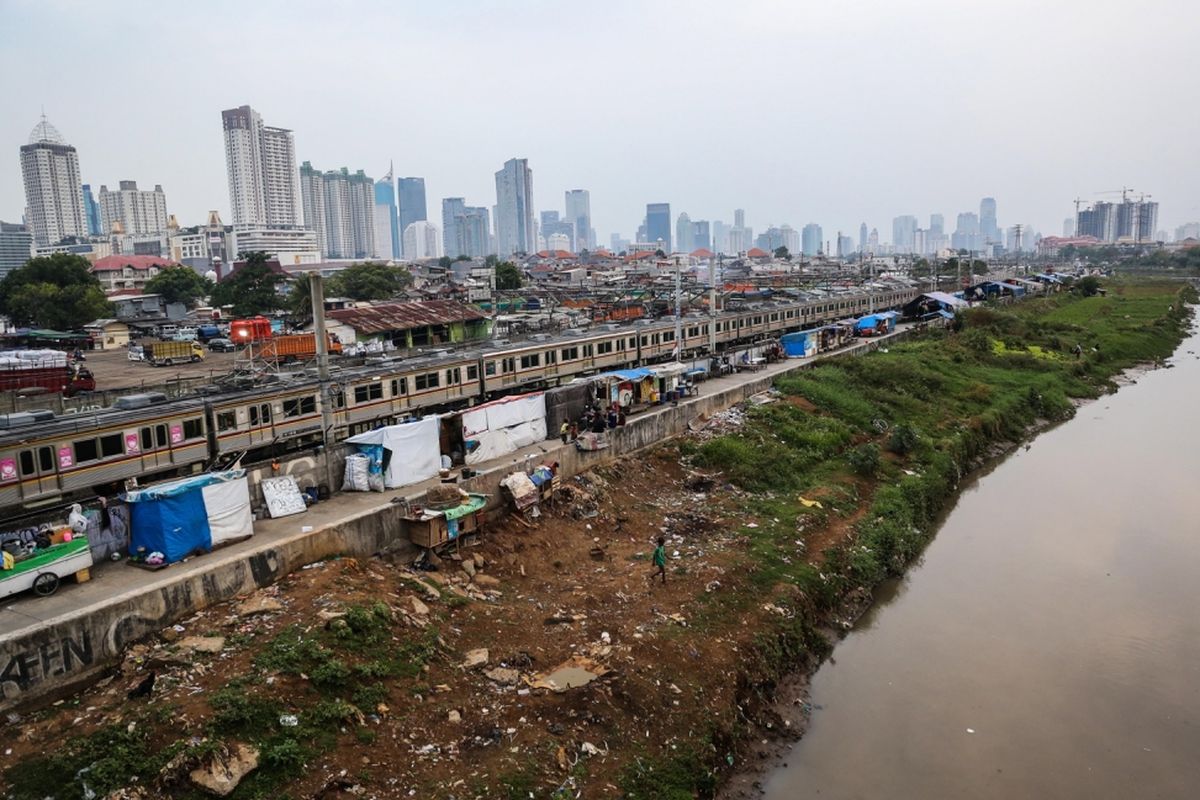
<box><xmin>19</xmin><ymin>450</ymin><xmax>34</xmax><ymax>476</ymax></box>
<box><xmin>38</xmin><ymin>447</ymin><xmax>52</xmax><ymax>472</ymax></box>
<box><xmin>628</xmin><ymin>337</ymin><xmax>636</xmax><ymax>348</ymax></box>
<box><xmin>447</xmin><ymin>368</ymin><xmax>461</xmax><ymax>385</ymax></box>
<box><xmin>582</xmin><ymin>344</ymin><xmax>594</xmax><ymax>357</ymax></box>
<box><xmin>141</xmin><ymin>427</ymin><xmax>153</xmax><ymax>448</ymax></box>
<box><xmin>216</xmin><ymin>411</ymin><xmax>237</xmax><ymax>431</ymax></box>
<box><xmin>485</xmin><ymin>361</ymin><xmax>497</xmax><ymax>376</ymax></box>
<box><xmin>156</xmin><ymin>425</ymin><xmax>168</xmax><ymax>447</ymax></box>
<box><xmin>519</xmin><ymin>354</ymin><xmax>540</xmax><ymax>369</ymax></box>
<box><xmin>597</xmin><ymin>341</ymin><xmax>613</xmax><ymax>354</ymax></box>
<box><xmin>415</xmin><ymin>372</ymin><xmax>440</xmax><ymax>390</ymax></box>
<box><xmin>561</xmin><ymin>346</ymin><xmax>578</xmax><ymax>361</ymax></box>
<box><xmin>687</xmin><ymin>326</ymin><xmax>699</xmax><ymax>337</ymax></box>
<box><xmin>100</xmin><ymin>434</ymin><xmax>123</xmax><ymax>458</ymax></box>
<box><xmin>353</xmin><ymin>384</ymin><xmax>383</xmax><ymax>403</ymax></box>
<box><xmin>391</xmin><ymin>378</ymin><xmax>407</xmax><ymax>396</ymax></box>
<box><xmin>663</xmin><ymin>332</ymin><xmax>675</xmax><ymax>342</ymax></box>
<box><xmin>183</xmin><ymin>418</ymin><xmax>204</xmax><ymax>440</ymax></box>
<box><xmin>330</xmin><ymin>386</ymin><xmax>345</xmax><ymax>408</ymax></box>
<box><xmin>770</xmin><ymin>313</ymin><xmax>779</xmax><ymax>322</ymax></box>
<box><xmin>249</xmin><ymin>406</ymin><xmax>258</xmax><ymax>425</ymax></box>
<box><xmin>466</xmin><ymin>365</ymin><xmax>478</xmax><ymax>380</ymax></box>
<box><xmin>73</xmin><ymin>438</ymin><xmax>99</xmax><ymax>463</ymax></box>
<box><xmin>546</xmin><ymin>350</ymin><xmax>557</xmax><ymax>364</ymax></box>
<box><xmin>260</xmin><ymin>404</ymin><xmax>272</xmax><ymax>424</ymax></box>
<box><xmin>502</xmin><ymin>357</ymin><xmax>515</xmax><ymax>373</ymax></box>
<box><xmin>284</xmin><ymin>396</ymin><xmax>318</xmax><ymax>416</ymax></box>
<box><xmin>640</xmin><ymin>335</ymin><xmax>648</xmax><ymax>346</ymax></box>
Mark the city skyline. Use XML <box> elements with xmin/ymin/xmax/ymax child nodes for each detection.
<box><xmin>2</xmin><ymin>1</ymin><xmax>1198</xmax><ymax>247</ymax></box>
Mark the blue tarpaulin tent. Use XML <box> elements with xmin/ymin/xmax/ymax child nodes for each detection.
<box><xmin>780</xmin><ymin>330</ymin><xmax>819</xmax><ymax>357</ymax></box>
<box><xmin>124</xmin><ymin>471</ymin><xmax>253</xmax><ymax>564</ymax></box>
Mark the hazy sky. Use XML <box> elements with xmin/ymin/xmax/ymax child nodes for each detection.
<box><xmin>3</xmin><ymin>0</ymin><xmax>1198</xmax><ymax>242</ymax></box>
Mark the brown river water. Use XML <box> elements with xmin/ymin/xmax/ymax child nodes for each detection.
<box><xmin>762</xmin><ymin>325</ymin><xmax>1200</xmax><ymax>800</ymax></box>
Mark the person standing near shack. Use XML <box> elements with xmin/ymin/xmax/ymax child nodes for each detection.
<box><xmin>560</xmin><ymin>420</ymin><xmax>570</xmax><ymax>444</ymax></box>
<box><xmin>651</xmin><ymin>536</ymin><xmax>667</xmax><ymax>585</ymax></box>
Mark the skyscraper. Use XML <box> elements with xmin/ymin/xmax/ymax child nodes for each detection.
<box><xmin>802</xmin><ymin>223</ymin><xmax>822</xmax><ymax>256</ymax></box>
<box><xmin>98</xmin><ymin>181</ymin><xmax>168</xmax><ymax>236</ymax></box>
<box><xmin>455</xmin><ymin>207</ymin><xmax>491</xmax><ymax>259</ymax></box>
<box><xmin>952</xmin><ymin>212</ymin><xmax>980</xmax><ymax>251</ymax></box>
<box><xmin>675</xmin><ymin>212</ymin><xmax>693</xmax><ymax>253</ymax></box>
<box><xmin>494</xmin><ymin>158</ymin><xmax>535</xmax><ymax>255</ymax></box>
<box><xmin>374</xmin><ymin>164</ymin><xmax>400</xmax><ymax>259</ymax></box>
<box><xmin>892</xmin><ymin>215</ymin><xmax>918</xmax><ymax>253</ymax></box>
<box><xmin>564</xmin><ymin>190</ymin><xmax>592</xmax><ymax>252</ymax></box>
<box><xmin>539</xmin><ymin>211</ymin><xmax>574</xmax><ymax>251</ymax></box>
<box><xmin>397</xmin><ymin>177</ymin><xmax>427</xmax><ymax>254</ymax></box>
<box><xmin>979</xmin><ymin>197</ymin><xmax>998</xmax><ymax>244</ymax></box>
<box><xmin>221</xmin><ymin>105</ymin><xmax>301</xmax><ymax>228</ymax></box>
<box><xmin>692</xmin><ymin>220</ymin><xmax>711</xmax><ymax>252</ymax></box>
<box><xmin>712</xmin><ymin>220</ymin><xmax>728</xmax><ymax>254</ymax></box>
<box><xmin>442</xmin><ymin>198</ymin><xmax>466</xmax><ymax>258</ymax></box>
<box><xmin>646</xmin><ymin>203</ymin><xmax>671</xmax><ymax>251</ymax></box>
<box><xmin>1063</xmin><ymin>218</ymin><xmax>1076</xmax><ymax>237</ymax></box>
<box><xmin>0</xmin><ymin>221</ymin><xmax>33</xmax><ymax>278</ymax></box>
<box><xmin>82</xmin><ymin>184</ymin><xmax>101</xmax><ymax>236</ymax></box>
<box><xmin>402</xmin><ymin>221</ymin><xmax>441</xmax><ymax>260</ymax></box>
<box><xmin>19</xmin><ymin>115</ymin><xmax>86</xmax><ymax>247</ymax></box>
<box><xmin>299</xmin><ymin>163</ymin><xmax>376</xmax><ymax>259</ymax></box>
<box><xmin>859</xmin><ymin>222</ymin><xmax>868</xmax><ymax>252</ymax></box>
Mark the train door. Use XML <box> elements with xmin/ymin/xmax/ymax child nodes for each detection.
<box><xmin>132</xmin><ymin>426</ymin><xmax>169</xmax><ymax>471</ymax></box>
<box><xmin>18</xmin><ymin>444</ymin><xmax>61</xmax><ymax>499</ymax></box>
<box><xmin>246</xmin><ymin>402</ymin><xmax>275</xmax><ymax>447</ymax></box>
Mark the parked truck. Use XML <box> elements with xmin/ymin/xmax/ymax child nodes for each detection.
<box><xmin>0</xmin><ymin>351</ymin><xmax>96</xmax><ymax>396</ymax></box>
<box><xmin>259</xmin><ymin>333</ymin><xmax>343</xmax><ymax>363</ymax></box>
<box><xmin>144</xmin><ymin>340</ymin><xmax>205</xmax><ymax>366</ymax></box>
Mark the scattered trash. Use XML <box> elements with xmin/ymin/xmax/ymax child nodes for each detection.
<box><xmin>531</xmin><ymin>656</ymin><xmax>610</xmax><ymax>692</ymax></box>
<box><xmin>279</xmin><ymin>714</ymin><xmax>299</xmax><ymax>728</ymax></box>
<box><xmin>798</xmin><ymin>497</ymin><xmax>823</xmax><ymax>509</ymax></box>
<box><xmin>966</xmin><ymin>728</ymin><xmax>975</xmax><ymax>734</ymax></box>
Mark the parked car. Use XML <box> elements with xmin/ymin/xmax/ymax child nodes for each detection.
<box><xmin>173</xmin><ymin>328</ymin><xmax>198</xmax><ymax>342</ymax></box>
<box><xmin>127</xmin><ymin>345</ymin><xmax>145</xmax><ymax>362</ymax></box>
<box><xmin>208</xmin><ymin>337</ymin><xmax>237</xmax><ymax>352</ymax></box>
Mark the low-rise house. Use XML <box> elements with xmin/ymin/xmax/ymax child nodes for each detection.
<box><xmin>91</xmin><ymin>254</ymin><xmax>178</xmax><ymax>293</ymax></box>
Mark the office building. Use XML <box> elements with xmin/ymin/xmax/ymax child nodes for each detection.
<box><xmin>455</xmin><ymin>206</ymin><xmax>491</xmax><ymax>259</ymax></box>
<box><xmin>442</xmin><ymin>198</ymin><xmax>466</xmax><ymax>258</ymax></box>
<box><xmin>402</xmin><ymin>221</ymin><xmax>441</xmax><ymax>260</ymax></box>
<box><xmin>1113</xmin><ymin>199</ymin><xmax>1158</xmax><ymax>243</ymax></box>
<box><xmin>1175</xmin><ymin>222</ymin><xmax>1200</xmax><ymax>241</ymax></box>
<box><xmin>98</xmin><ymin>181</ymin><xmax>168</xmax><ymax>236</ymax></box>
<box><xmin>564</xmin><ymin>189</ymin><xmax>592</xmax><ymax>252</ymax></box>
<box><xmin>226</xmin><ymin>226</ymin><xmax>320</xmax><ymax>265</ymax></box>
<box><xmin>494</xmin><ymin>158</ymin><xmax>535</xmax><ymax>255</ymax></box>
<box><xmin>397</xmin><ymin>177</ymin><xmax>427</xmax><ymax>254</ymax></box>
<box><xmin>952</xmin><ymin>212</ymin><xmax>980</xmax><ymax>251</ymax></box>
<box><xmin>82</xmin><ymin>184</ymin><xmax>101</xmax><ymax>236</ymax></box>
<box><xmin>859</xmin><ymin>222</ymin><xmax>868</xmax><ymax>252</ymax></box>
<box><xmin>19</xmin><ymin>115</ymin><xmax>86</xmax><ymax>247</ymax></box>
<box><xmin>646</xmin><ymin>203</ymin><xmax>671</xmax><ymax>251</ymax></box>
<box><xmin>691</xmin><ymin>220</ymin><xmax>711</xmax><ymax>252</ymax></box>
<box><xmin>0</xmin><ymin>222</ymin><xmax>34</xmax><ymax>277</ymax></box>
<box><xmin>1063</xmin><ymin>218</ymin><xmax>1076</xmax><ymax>237</ymax></box>
<box><xmin>299</xmin><ymin>163</ymin><xmax>376</xmax><ymax>259</ymax></box>
<box><xmin>675</xmin><ymin>212</ymin><xmax>693</xmax><ymax>253</ymax></box>
<box><xmin>540</xmin><ymin>211</ymin><xmax>575</xmax><ymax>251</ymax></box>
<box><xmin>892</xmin><ymin>215</ymin><xmax>918</xmax><ymax>253</ymax></box>
<box><xmin>1076</xmin><ymin>202</ymin><xmax>1115</xmax><ymax>242</ymax></box>
<box><xmin>712</xmin><ymin>221</ymin><xmax>728</xmax><ymax>254</ymax></box>
<box><xmin>980</xmin><ymin>197</ymin><xmax>999</xmax><ymax>244</ymax></box>
<box><xmin>221</xmin><ymin>105</ymin><xmax>302</xmax><ymax>228</ymax></box>
<box><xmin>374</xmin><ymin>164</ymin><xmax>400</xmax><ymax>259</ymax></box>
<box><xmin>837</xmin><ymin>233</ymin><xmax>854</xmax><ymax>258</ymax></box>
<box><xmin>802</xmin><ymin>223</ymin><xmax>823</xmax><ymax>256</ymax></box>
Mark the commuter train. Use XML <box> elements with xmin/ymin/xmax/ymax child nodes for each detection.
<box><xmin>0</xmin><ymin>288</ymin><xmax>918</xmax><ymax>517</ymax></box>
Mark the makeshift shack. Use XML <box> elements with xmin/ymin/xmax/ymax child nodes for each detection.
<box><xmin>123</xmin><ymin>470</ymin><xmax>253</xmax><ymax>565</ymax></box>
<box><xmin>461</xmin><ymin>392</ymin><xmax>547</xmax><ymax>464</ymax></box>
<box><xmin>854</xmin><ymin>310</ymin><xmax>900</xmax><ymax>336</ymax></box>
<box><xmin>544</xmin><ymin>382</ymin><xmax>593</xmax><ymax>437</ymax></box>
<box><xmin>403</xmin><ymin>492</ymin><xmax>488</xmax><ymax>550</ymax></box>
<box><xmin>586</xmin><ymin>367</ymin><xmax>654</xmax><ymax>409</ymax></box>
<box><xmin>345</xmin><ymin>417</ymin><xmax>442</xmax><ymax>489</ymax></box>
<box><xmin>650</xmin><ymin>362</ymin><xmax>688</xmax><ymax>400</ymax></box>
<box><xmin>780</xmin><ymin>329</ymin><xmax>819</xmax><ymax>358</ymax></box>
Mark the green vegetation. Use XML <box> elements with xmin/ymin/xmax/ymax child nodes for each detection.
<box><xmin>327</xmin><ymin>261</ymin><xmax>412</xmax><ymax>301</ymax></box>
<box><xmin>5</xmin><ymin>604</ymin><xmax>439</xmax><ymax>800</ymax></box>
<box><xmin>1060</xmin><ymin>244</ymin><xmax>1200</xmax><ymax>274</ymax></box>
<box><xmin>0</xmin><ymin>252</ymin><xmax>110</xmax><ymax>329</ymax></box>
<box><xmin>495</xmin><ymin>261</ymin><xmax>523</xmax><ymax>290</ymax></box>
<box><xmin>144</xmin><ymin>265</ymin><xmax>214</xmax><ymax>306</ymax></box>
<box><xmin>209</xmin><ymin>251</ymin><xmax>285</xmax><ymax>316</ymax></box>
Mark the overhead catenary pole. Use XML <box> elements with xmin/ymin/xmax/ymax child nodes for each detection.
<box><xmin>674</xmin><ymin>256</ymin><xmax>682</xmax><ymax>362</ymax></box>
<box><xmin>310</xmin><ymin>274</ymin><xmax>336</xmax><ymax>490</ymax></box>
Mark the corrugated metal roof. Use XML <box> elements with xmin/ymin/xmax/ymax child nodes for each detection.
<box><xmin>327</xmin><ymin>300</ymin><xmax>487</xmax><ymax>335</ymax></box>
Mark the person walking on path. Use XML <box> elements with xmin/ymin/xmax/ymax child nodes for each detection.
<box><xmin>651</xmin><ymin>536</ymin><xmax>667</xmax><ymax>585</ymax></box>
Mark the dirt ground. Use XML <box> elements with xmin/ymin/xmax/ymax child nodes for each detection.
<box><xmin>82</xmin><ymin>345</ymin><xmax>241</xmax><ymax>392</ymax></box>
<box><xmin>0</xmin><ymin>422</ymin><xmax>860</xmax><ymax>799</ymax></box>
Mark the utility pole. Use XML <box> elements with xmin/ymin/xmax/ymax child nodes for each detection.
<box><xmin>1013</xmin><ymin>225</ymin><xmax>1023</xmax><ymax>274</ymax></box>
<box><xmin>310</xmin><ymin>275</ymin><xmax>336</xmax><ymax>490</ymax></box>
<box><xmin>708</xmin><ymin>254</ymin><xmax>719</xmax><ymax>356</ymax></box>
<box><xmin>674</xmin><ymin>256</ymin><xmax>682</xmax><ymax>361</ymax></box>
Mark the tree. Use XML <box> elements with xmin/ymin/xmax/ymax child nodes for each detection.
<box><xmin>654</xmin><ymin>249</ymin><xmax>666</xmax><ymax>258</ymax></box>
<box><xmin>774</xmin><ymin>246</ymin><xmax>791</xmax><ymax>261</ymax></box>
<box><xmin>437</xmin><ymin>256</ymin><xmax>453</xmax><ymax>269</ymax></box>
<box><xmin>495</xmin><ymin>261</ymin><xmax>523</xmax><ymax>290</ymax></box>
<box><xmin>287</xmin><ymin>273</ymin><xmax>316</xmax><ymax>326</ymax></box>
<box><xmin>327</xmin><ymin>262</ymin><xmax>411</xmax><ymax>301</ymax></box>
<box><xmin>0</xmin><ymin>252</ymin><xmax>111</xmax><ymax>329</ymax></box>
<box><xmin>209</xmin><ymin>251</ymin><xmax>285</xmax><ymax>317</ymax></box>
<box><xmin>1076</xmin><ymin>276</ymin><xmax>1102</xmax><ymax>297</ymax></box>
<box><xmin>971</xmin><ymin>259</ymin><xmax>989</xmax><ymax>275</ymax></box>
<box><xmin>484</xmin><ymin>254</ymin><xmax>499</xmax><ymax>268</ymax></box>
<box><xmin>143</xmin><ymin>266</ymin><xmax>213</xmax><ymax>306</ymax></box>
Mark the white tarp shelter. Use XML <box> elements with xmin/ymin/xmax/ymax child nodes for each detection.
<box><xmin>462</xmin><ymin>392</ymin><xmax>547</xmax><ymax>465</ymax></box>
<box><xmin>346</xmin><ymin>417</ymin><xmax>442</xmax><ymax>489</ymax></box>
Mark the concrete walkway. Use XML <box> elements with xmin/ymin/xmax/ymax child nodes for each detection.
<box><xmin>0</xmin><ymin>324</ymin><xmax>915</xmax><ymax>706</ymax></box>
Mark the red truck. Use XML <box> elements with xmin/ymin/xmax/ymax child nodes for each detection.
<box><xmin>0</xmin><ymin>357</ymin><xmax>95</xmax><ymax>396</ymax></box>
<box><xmin>259</xmin><ymin>333</ymin><xmax>343</xmax><ymax>363</ymax></box>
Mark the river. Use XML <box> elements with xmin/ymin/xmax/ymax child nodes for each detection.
<box><xmin>762</xmin><ymin>325</ymin><xmax>1200</xmax><ymax>800</ymax></box>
